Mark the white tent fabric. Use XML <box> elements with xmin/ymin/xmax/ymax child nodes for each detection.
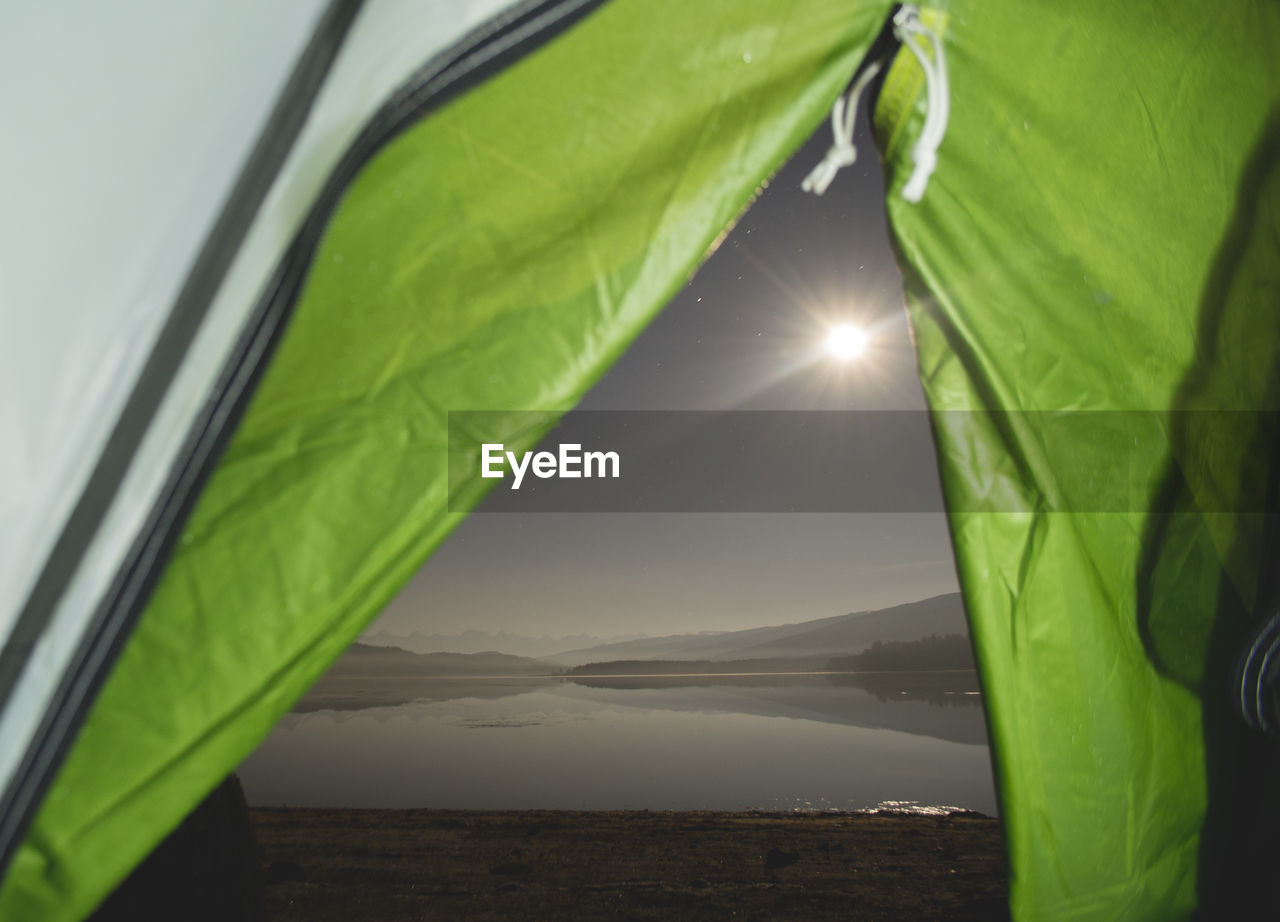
<box><xmin>0</xmin><ymin>0</ymin><xmax>330</xmax><ymax>653</ymax></box>
<box><xmin>0</xmin><ymin>0</ymin><xmax>523</xmax><ymax>822</ymax></box>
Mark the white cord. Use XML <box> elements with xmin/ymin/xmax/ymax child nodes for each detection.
<box><xmin>893</xmin><ymin>5</ymin><xmax>950</xmax><ymax>203</ymax></box>
<box><xmin>801</xmin><ymin>59</ymin><xmax>884</xmax><ymax>196</ymax></box>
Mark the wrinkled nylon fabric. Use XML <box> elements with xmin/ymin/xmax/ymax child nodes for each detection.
<box><xmin>879</xmin><ymin>1</ymin><xmax>1280</xmax><ymax>918</ymax></box>
<box><xmin>0</xmin><ymin>2</ymin><xmax>894</xmax><ymax>920</ymax></box>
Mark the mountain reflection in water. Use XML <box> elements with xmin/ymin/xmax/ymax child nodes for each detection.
<box><xmin>239</xmin><ymin>672</ymin><xmax>995</xmax><ymax>815</ymax></box>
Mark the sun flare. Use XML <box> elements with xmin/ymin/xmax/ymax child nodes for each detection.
<box><xmin>825</xmin><ymin>324</ymin><xmax>867</xmax><ymax>361</ymax></box>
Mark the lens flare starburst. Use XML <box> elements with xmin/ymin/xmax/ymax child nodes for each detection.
<box><xmin>825</xmin><ymin>324</ymin><xmax>867</xmax><ymax>360</ymax></box>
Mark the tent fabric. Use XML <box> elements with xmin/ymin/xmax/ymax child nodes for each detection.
<box><xmin>0</xmin><ymin>0</ymin><xmax>329</xmax><ymax>647</ymax></box>
<box><xmin>878</xmin><ymin>0</ymin><xmax>1280</xmax><ymax>917</ymax></box>
<box><xmin>0</xmin><ymin>0</ymin><xmax>598</xmax><ymax>895</ymax></box>
<box><xmin>0</xmin><ymin>2</ymin><xmax>894</xmax><ymax>919</ymax></box>
<box><xmin>0</xmin><ymin>0</ymin><xmax>333</xmax><ymax>768</ymax></box>
<box><xmin>0</xmin><ymin>0</ymin><xmax>548</xmax><ymax>827</ymax></box>
<box><xmin>4</xmin><ymin>0</ymin><xmax>1277</xmax><ymax>919</ymax></box>
<box><xmin>0</xmin><ymin>0</ymin><xmax>360</xmax><ymax>889</ymax></box>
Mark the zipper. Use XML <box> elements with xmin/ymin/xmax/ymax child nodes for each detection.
<box><xmin>0</xmin><ymin>0</ymin><xmax>609</xmax><ymax>886</ymax></box>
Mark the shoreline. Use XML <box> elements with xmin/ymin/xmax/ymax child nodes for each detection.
<box><xmin>252</xmin><ymin>807</ymin><xmax>1007</xmax><ymax>920</ymax></box>
<box><xmin>307</xmin><ymin>669</ymin><xmax>980</xmax><ymax>679</ymax></box>
<box><xmin>292</xmin><ymin>669</ymin><xmax>983</xmax><ymax>713</ymax></box>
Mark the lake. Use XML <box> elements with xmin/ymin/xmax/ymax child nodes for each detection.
<box><xmin>238</xmin><ymin>672</ymin><xmax>996</xmax><ymax>815</ymax></box>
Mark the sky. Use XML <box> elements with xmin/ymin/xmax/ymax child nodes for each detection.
<box><xmin>370</xmin><ymin>119</ymin><xmax>960</xmax><ymax>640</ymax></box>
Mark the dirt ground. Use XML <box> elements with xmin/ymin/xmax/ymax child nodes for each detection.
<box><xmin>251</xmin><ymin>808</ymin><xmax>1008</xmax><ymax>921</ymax></box>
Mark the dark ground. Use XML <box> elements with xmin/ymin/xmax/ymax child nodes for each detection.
<box><xmin>250</xmin><ymin>808</ymin><xmax>1008</xmax><ymax>921</ymax></box>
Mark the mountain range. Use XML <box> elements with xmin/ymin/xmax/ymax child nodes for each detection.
<box><xmin>356</xmin><ymin>628</ymin><xmax>646</xmax><ymax>660</ymax></box>
<box><xmin>357</xmin><ymin>593</ymin><xmax>966</xmax><ymax>668</ymax></box>
<box><xmin>328</xmin><ymin>643</ymin><xmax>551</xmax><ymax>676</ymax></box>
<box><xmin>545</xmin><ymin>594</ymin><xmax>965</xmax><ymax>667</ymax></box>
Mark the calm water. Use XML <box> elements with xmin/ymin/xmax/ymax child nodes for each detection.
<box><xmin>238</xmin><ymin>674</ymin><xmax>996</xmax><ymax>815</ymax></box>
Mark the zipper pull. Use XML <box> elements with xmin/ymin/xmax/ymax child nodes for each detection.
<box><xmin>893</xmin><ymin>5</ymin><xmax>949</xmax><ymax>203</ymax></box>
<box><xmin>801</xmin><ymin>58</ymin><xmax>885</xmax><ymax>196</ymax></box>
<box><xmin>802</xmin><ymin>4</ymin><xmax>950</xmax><ymax>203</ymax></box>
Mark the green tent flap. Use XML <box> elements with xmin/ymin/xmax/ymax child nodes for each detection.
<box><xmin>879</xmin><ymin>0</ymin><xmax>1280</xmax><ymax>917</ymax></box>
<box><xmin>0</xmin><ymin>2</ymin><xmax>894</xmax><ymax>919</ymax></box>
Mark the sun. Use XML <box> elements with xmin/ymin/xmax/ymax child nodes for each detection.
<box><xmin>825</xmin><ymin>324</ymin><xmax>867</xmax><ymax>360</ymax></box>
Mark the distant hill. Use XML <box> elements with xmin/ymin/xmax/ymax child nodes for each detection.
<box><xmin>548</xmin><ymin>594</ymin><xmax>967</xmax><ymax>667</ymax></box>
<box><xmin>827</xmin><ymin>634</ymin><xmax>976</xmax><ymax>673</ymax></box>
<box><xmin>358</xmin><ymin>629</ymin><xmax>646</xmax><ymax>659</ymax></box>
<box><xmin>327</xmin><ymin>643</ymin><xmax>554</xmax><ymax>676</ymax></box>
